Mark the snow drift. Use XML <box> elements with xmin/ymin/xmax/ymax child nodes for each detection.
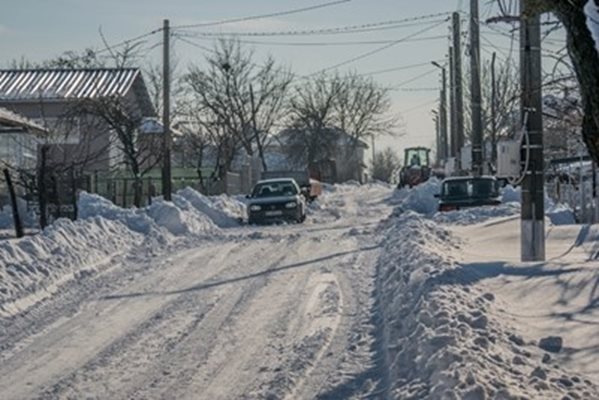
<box><xmin>0</xmin><ymin>187</ymin><xmax>241</xmax><ymax>317</ymax></box>
<box><xmin>376</xmin><ymin>212</ymin><xmax>599</xmax><ymax>399</ymax></box>
<box><xmin>78</xmin><ymin>192</ymin><xmax>219</xmax><ymax>237</ymax></box>
<box><xmin>0</xmin><ymin>217</ymin><xmax>141</xmax><ymax>317</ymax></box>
<box><xmin>391</xmin><ymin>181</ymin><xmax>576</xmax><ymax>226</ymax></box>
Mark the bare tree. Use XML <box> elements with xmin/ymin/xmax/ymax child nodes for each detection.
<box><xmin>493</xmin><ymin>0</ymin><xmax>599</xmax><ymax>162</ymax></box>
<box><xmin>333</xmin><ymin>72</ymin><xmax>400</xmax><ymax>144</ymax></box>
<box><xmin>68</xmin><ymin>95</ymin><xmax>162</xmax><ymax>207</ymax></box>
<box><xmin>371</xmin><ymin>148</ymin><xmax>401</xmax><ymax>183</ymax></box>
<box><xmin>184</xmin><ymin>39</ymin><xmax>292</xmax><ymax>173</ymax></box>
<box><xmin>284</xmin><ymin>73</ymin><xmax>344</xmax><ymax>167</ymax></box>
<box><xmin>284</xmin><ymin>71</ymin><xmax>399</xmax><ymax>167</ymax></box>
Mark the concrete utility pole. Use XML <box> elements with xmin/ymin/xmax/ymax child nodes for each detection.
<box><xmin>432</xmin><ymin>61</ymin><xmax>448</xmax><ymax>162</ymax></box>
<box><xmin>491</xmin><ymin>52</ymin><xmax>498</xmax><ymax>168</ymax></box>
<box><xmin>162</xmin><ymin>19</ymin><xmax>172</xmax><ymax>200</ymax></box>
<box><xmin>452</xmin><ymin>12</ymin><xmax>464</xmax><ymax>171</ymax></box>
<box><xmin>470</xmin><ymin>0</ymin><xmax>483</xmax><ymax>176</ymax></box>
<box><xmin>432</xmin><ymin>111</ymin><xmax>440</xmax><ymax>164</ymax></box>
<box><xmin>520</xmin><ymin>0</ymin><xmax>545</xmax><ymax>261</ymax></box>
<box><xmin>448</xmin><ymin>47</ymin><xmax>455</xmax><ymax>159</ymax></box>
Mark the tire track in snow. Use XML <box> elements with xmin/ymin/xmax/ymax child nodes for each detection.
<box><xmin>0</xmin><ymin>241</ymin><xmax>244</xmax><ymax>400</ymax></box>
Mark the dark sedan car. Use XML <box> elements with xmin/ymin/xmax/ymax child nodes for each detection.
<box><xmin>247</xmin><ymin>178</ymin><xmax>307</xmax><ymax>224</ymax></box>
<box><xmin>436</xmin><ymin>176</ymin><xmax>501</xmax><ymax>212</ymax></box>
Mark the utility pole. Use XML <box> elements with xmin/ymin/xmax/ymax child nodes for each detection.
<box><xmin>432</xmin><ymin>61</ymin><xmax>448</xmax><ymax>163</ymax></box>
<box><xmin>520</xmin><ymin>0</ymin><xmax>545</xmax><ymax>261</ymax></box>
<box><xmin>452</xmin><ymin>12</ymin><xmax>464</xmax><ymax>172</ymax></box>
<box><xmin>432</xmin><ymin>111</ymin><xmax>440</xmax><ymax>164</ymax></box>
<box><xmin>470</xmin><ymin>0</ymin><xmax>483</xmax><ymax>176</ymax></box>
<box><xmin>161</xmin><ymin>19</ymin><xmax>172</xmax><ymax>200</ymax></box>
<box><xmin>491</xmin><ymin>52</ymin><xmax>498</xmax><ymax>168</ymax></box>
<box><xmin>449</xmin><ymin>46</ymin><xmax>457</xmax><ymax>160</ymax></box>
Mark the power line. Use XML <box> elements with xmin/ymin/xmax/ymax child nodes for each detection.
<box><xmin>391</xmin><ymin>69</ymin><xmax>438</xmax><ymax>89</ymax></box>
<box><xmin>362</xmin><ymin>60</ymin><xmax>445</xmax><ymax>76</ymax></box>
<box><xmin>402</xmin><ymin>98</ymin><xmax>438</xmax><ymax>114</ymax></box>
<box><xmin>308</xmin><ymin>18</ymin><xmax>449</xmax><ymax>76</ymax></box>
<box><xmin>172</xmin><ymin>0</ymin><xmax>352</xmax><ymax>29</ymax></box>
<box><xmin>175</xmin><ymin>13</ymin><xmax>451</xmax><ymax>37</ymax></box>
<box><xmin>178</xmin><ymin>35</ymin><xmax>448</xmax><ymax>47</ymax></box>
<box><xmin>94</xmin><ymin>28</ymin><xmax>163</xmax><ymax>55</ymax></box>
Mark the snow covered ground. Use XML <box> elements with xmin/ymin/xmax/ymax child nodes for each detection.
<box><xmin>1</xmin><ymin>182</ymin><xmax>598</xmax><ymax>399</ymax></box>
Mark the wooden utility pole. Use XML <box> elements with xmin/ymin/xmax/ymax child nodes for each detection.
<box><xmin>520</xmin><ymin>0</ymin><xmax>545</xmax><ymax>261</ymax></box>
<box><xmin>491</xmin><ymin>52</ymin><xmax>498</xmax><ymax>167</ymax></box>
<box><xmin>3</xmin><ymin>169</ymin><xmax>23</xmax><ymax>238</ymax></box>
<box><xmin>161</xmin><ymin>19</ymin><xmax>172</xmax><ymax>200</ymax></box>
<box><xmin>452</xmin><ymin>12</ymin><xmax>464</xmax><ymax>171</ymax></box>
<box><xmin>470</xmin><ymin>0</ymin><xmax>483</xmax><ymax>176</ymax></box>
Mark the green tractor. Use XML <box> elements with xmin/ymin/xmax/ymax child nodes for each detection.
<box><xmin>398</xmin><ymin>147</ymin><xmax>432</xmax><ymax>188</ymax></box>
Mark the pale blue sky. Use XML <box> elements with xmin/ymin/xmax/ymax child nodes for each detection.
<box><xmin>0</xmin><ymin>0</ymin><xmax>564</xmax><ymax>159</ymax></box>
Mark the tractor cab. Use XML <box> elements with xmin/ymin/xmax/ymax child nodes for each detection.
<box><xmin>398</xmin><ymin>147</ymin><xmax>432</xmax><ymax>188</ymax></box>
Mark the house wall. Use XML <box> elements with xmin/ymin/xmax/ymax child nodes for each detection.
<box><xmin>335</xmin><ymin>144</ymin><xmax>366</xmax><ymax>183</ymax></box>
<box><xmin>0</xmin><ymin>101</ymin><xmax>112</xmax><ymax>172</ymax></box>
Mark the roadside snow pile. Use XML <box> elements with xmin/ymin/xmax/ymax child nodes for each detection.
<box><xmin>546</xmin><ymin>203</ymin><xmax>576</xmax><ymax>225</ymax></box>
<box><xmin>388</xmin><ymin>178</ymin><xmax>440</xmax><ymax>215</ymax></box>
<box><xmin>177</xmin><ymin>187</ymin><xmax>244</xmax><ymax>227</ymax></box>
<box><xmin>433</xmin><ymin>203</ymin><xmax>520</xmax><ymax>225</ymax></box>
<box><xmin>0</xmin><ymin>217</ymin><xmax>141</xmax><ymax>317</ymax></box>
<box><xmin>376</xmin><ymin>212</ymin><xmax>599</xmax><ymax>399</ymax></box>
<box><xmin>501</xmin><ymin>184</ymin><xmax>520</xmax><ymax>203</ymax></box>
<box><xmin>78</xmin><ymin>192</ymin><xmax>218</xmax><ymax>237</ymax></box>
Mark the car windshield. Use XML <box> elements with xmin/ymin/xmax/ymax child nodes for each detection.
<box><xmin>442</xmin><ymin>179</ymin><xmax>498</xmax><ymax>198</ymax></box>
<box><xmin>252</xmin><ymin>181</ymin><xmax>298</xmax><ymax>198</ymax></box>
<box><xmin>443</xmin><ymin>180</ymin><xmax>469</xmax><ymax>197</ymax></box>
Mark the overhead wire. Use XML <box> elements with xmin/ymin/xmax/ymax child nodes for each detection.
<box><xmin>175</xmin><ymin>35</ymin><xmax>448</xmax><ymax>47</ymax></box>
<box><xmin>171</xmin><ymin>0</ymin><xmax>352</xmax><ymax>29</ymax></box>
<box><xmin>306</xmin><ymin>17</ymin><xmax>450</xmax><ymax>76</ymax></box>
<box><xmin>175</xmin><ymin>13</ymin><xmax>452</xmax><ymax>38</ymax></box>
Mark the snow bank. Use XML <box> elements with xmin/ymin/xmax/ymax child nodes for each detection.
<box><xmin>0</xmin><ymin>217</ymin><xmax>141</xmax><ymax>317</ymax></box>
<box><xmin>78</xmin><ymin>191</ymin><xmax>219</xmax><ymax>237</ymax></box>
<box><xmin>546</xmin><ymin>203</ymin><xmax>576</xmax><ymax>225</ymax></box>
<box><xmin>388</xmin><ymin>178</ymin><xmax>440</xmax><ymax>215</ymax></box>
<box><xmin>176</xmin><ymin>187</ymin><xmax>244</xmax><ymax>227</ymax></box>
<box><xmin>376</xmin><ymin>212</ymin><xmax>599</xmax><ymax>399</ymax></box>
<box><xmin>433</xmin><ymin>203</ymin><xmax>520</xmax><ymax>225</ymax></box>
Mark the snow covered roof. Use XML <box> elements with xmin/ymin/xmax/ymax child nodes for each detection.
<box><xmin>0</xmin><ymin>107</ymin><xmax>46</xmax><ymax>133</ymax></box>
<box><xmin>0</xmin><ymin>68</ymin><xmax>155</xmax><ymax>116</ymax></box>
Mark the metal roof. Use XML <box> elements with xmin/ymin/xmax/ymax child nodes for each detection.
<box><xmin>0</xmin><ymin>68</ymin><xmax>141</xmax><ymax>101</ymax></box>
<box><xmin>0</xmin><ymin>107</ymin><xmax>46</xmax><ymax>133</ymax></box>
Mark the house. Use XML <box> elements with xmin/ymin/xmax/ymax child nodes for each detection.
<box><xmin>0</xmin><ymin>68</ymin><xmax>155</xmax><ymax>173</ymax></box>
<box><xmin>274</xmin><ymin>127</ymin><xmax>368</xmax><ymax>183</ymax></box>
<box><xmin>0</xmin><ymin>107</ymin><xmax>47</xmax><ymax>204</ymax></box>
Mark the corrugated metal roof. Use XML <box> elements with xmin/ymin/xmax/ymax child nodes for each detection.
<box><xmin>0</xmin><ymin>68</ymin><xmax>140</xmax><ymax>101</ymax></box>
<box><xmin>0</xmin><ymin>107</ymin><xmax>46</xmax><ymax>133</ymax></box>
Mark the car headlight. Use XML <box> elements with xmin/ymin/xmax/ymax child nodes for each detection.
<box><xmin>285</xmin><ymin>201</ymin><xmax>297</xmax><ymax>209</ymax></box>
<box><xmin>249</xmin><ymin>205</ymin><xmax>262</xmax><ymax>212</ymax></box>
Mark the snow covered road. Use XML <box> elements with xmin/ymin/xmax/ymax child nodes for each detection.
<box><xmin>0</xmin><ymin>184</ymin><xmax>392</xmax><ymax>400</ymax></box>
